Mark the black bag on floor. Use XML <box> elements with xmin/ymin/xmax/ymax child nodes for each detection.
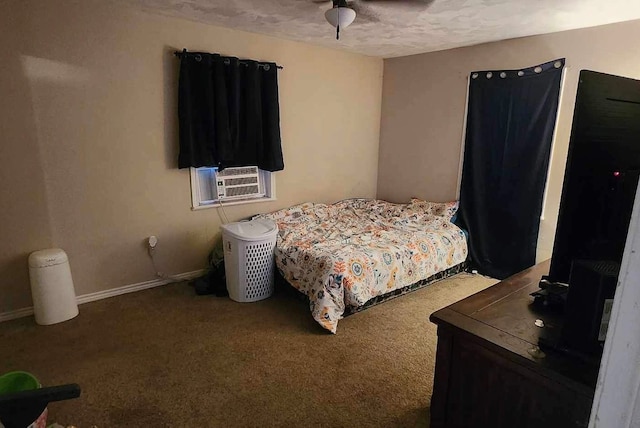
<box><xmin>194</xmin><ymin>238</ymin><xmax>228</xmax><ymax>297</ymax></box>
<box><xmin>194</xmin><ymin>266</ymin><xmax>228</xmax><ymax>297</ymax></box>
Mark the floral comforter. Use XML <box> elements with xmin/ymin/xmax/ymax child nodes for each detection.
<box><xmin>256</xmin><ymin>198</ymin><xmax>468</xmax><ymax>333</ymax></box>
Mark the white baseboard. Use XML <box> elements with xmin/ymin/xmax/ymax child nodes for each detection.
<box><xmin>0</xmin><ymin>307</ymin><xmax>35</xmax><ymax>323</ymax></box>
<box><xmin>0</xmin><ymin>269</ymin><xmax>206</xmax><ymax>323</ymax></box>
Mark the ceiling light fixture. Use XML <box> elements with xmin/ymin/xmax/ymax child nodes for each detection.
<box><xmin>325</xmin><ymin>0</ymin><xmax>356</xmax><ymax>40</ymax></box>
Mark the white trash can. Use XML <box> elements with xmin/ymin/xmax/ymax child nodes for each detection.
<box><xmin>28</xmin><ymin>248</ymin><xmax>79</xmax><ymax>325</ymax></box>
<box><xmin>221</xmin><ymin>219</ymin><xmax>278</xmax><ymax>302</ymax></box>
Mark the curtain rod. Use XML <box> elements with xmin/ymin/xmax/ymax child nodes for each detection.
<box><xmin>174</xmin><ymin>50</ymin><xmax>283</xmax><ymax>70</ymax></box>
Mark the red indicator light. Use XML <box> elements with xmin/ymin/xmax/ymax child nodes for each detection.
<box><xmin>613</xmin><ymin>171</ymin><xmax>621</xmax><ymax>177</ymax></box>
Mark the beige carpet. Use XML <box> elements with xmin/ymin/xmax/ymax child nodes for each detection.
<box><xmin>0</xmin><ymin>273</ymin><xmax>496</xmax><ymax>427</ymax></box>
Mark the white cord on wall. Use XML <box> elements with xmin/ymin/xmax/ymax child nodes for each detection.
<box><xmin>217</xmin><ymin>197</ymin><xmax>230</xmax><ymax>224</ymax></box>
<box><xmin>147</xmin><ymin>246</ymin><xmax>183</xmax><ymax>282</ymax></box>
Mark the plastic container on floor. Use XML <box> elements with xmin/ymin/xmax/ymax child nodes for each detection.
<box><xmin>221</xmin><ymin>219</ymin><xmax>278</xmax><ymax>302</ymax></box>
<box><xmin>28</xmin><ymin>249</ymin><xmax>78</xmax><ymax>325</ymax></box>
<box><xmin>0</xmin><ymin>371</ymin><xmax>48</xmax><ymax>428</ymax></box>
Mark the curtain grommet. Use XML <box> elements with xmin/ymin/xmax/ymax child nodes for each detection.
<box><xmin>486</xmin><ymin>72</ymin><xmax>493</xmax><ymax>79</ymax></box>
<box><xmin>195</xmin><ymin>54</ymin><xmax>202</xmax><ymax>62</ymax></box>
<box><xmin>518</xmin><ymin>71</ymin><xmax>524</xmax><ymax>77</ymax></box>
<box><xmin>264</xmin><ymin>64</ymin><xmax>270</xmax><ymax>71</ymax></box>
<box><xmin>472</xmin><ymin>73</ymin><xmax>479</xmax><ymax>79</ymax></box>
<box><xmin>554</xmin><ymin>61</ymin><xmax>562</xmax><ymax>69</ymax></box>
<box><xmin>500</xmin><ymin>72</ymin><xmax>507</xmax><ymax>78</ymax></box>
<box><xmin>534</xmin><ymin>66</ymin><xmax>542</xmax><ymax>73</ymax></box>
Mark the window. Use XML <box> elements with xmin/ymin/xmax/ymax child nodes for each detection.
<box><xmin>189</xmin><ymin>166</ymin><xmax>276</xmax><ymax>210</ymax></box>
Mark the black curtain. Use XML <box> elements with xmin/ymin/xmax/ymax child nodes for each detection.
<box><xmin>456</xmin><ymin>59</ymin><xmax>565</xmax><ymax>279</ymax></box>
<box><xmin>177</xmin><ymin>52</ymin><xmax>284</xmax><ymax>172</ymax></box>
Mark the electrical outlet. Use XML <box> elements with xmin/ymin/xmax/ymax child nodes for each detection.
<box><xmin>148</xmin><ymin>236</ymin><xmax>158</xmax><ymax>249</ymax></box>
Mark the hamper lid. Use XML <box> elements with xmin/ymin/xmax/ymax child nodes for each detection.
<box><xmin>221</xmin><ymin>219</ymin><xmax>278</xmax><ymax>241</ymax></box>
<box><xmin>28</xmin><ymin>248</ymin><xmax>69</xmax><ymax>268</ymax></box>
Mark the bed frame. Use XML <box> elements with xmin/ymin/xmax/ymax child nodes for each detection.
<box><xmin>343</xmin><ymin>261</ymin><xmax>468</xmax><ymax>316</ymax></box>
<box><xmin>275</xmin><ymin>261</ymin><xmax>468</xmax><ymax>318</ymax></box>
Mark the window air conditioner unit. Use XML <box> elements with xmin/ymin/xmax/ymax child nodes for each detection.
<box><xmin>214</xmin><ymin>166</ymin><xmax>264</xmax><ymax>201</ymax></box>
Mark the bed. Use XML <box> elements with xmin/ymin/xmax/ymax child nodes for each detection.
<box><xmin>255</xmin><ymin>198</ymin><xmax>468</xmax><ymax>333</ymax></box>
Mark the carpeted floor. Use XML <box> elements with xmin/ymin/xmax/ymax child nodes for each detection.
<box><xmin>0</xmin><ymin>273</ymin><xmax>496</xmax><ymax>427</ymax></box>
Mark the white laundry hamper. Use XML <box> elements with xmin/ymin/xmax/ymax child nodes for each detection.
<box><xmin>221</xmin><ymin>218</ymin><xmax>278</xmax><ymax>302</ymax></box>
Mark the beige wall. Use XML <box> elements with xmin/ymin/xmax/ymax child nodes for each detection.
<box><xmin>0</xmin><ymin>0</ymin><xmax>383</xmax><ymax>314</ymax></box>
<box><xmin>377</xmin><ymin>19</ymin><xmax>640</xmax><ymax>262</ymax></box>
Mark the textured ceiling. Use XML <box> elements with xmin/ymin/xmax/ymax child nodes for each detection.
<box><xmin>116</xmin><ymin>0</ymin><xmax>640</xmax><ymax>57</ymax></box>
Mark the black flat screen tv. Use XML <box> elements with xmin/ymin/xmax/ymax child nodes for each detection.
<box><xmin>548</xmin><ymin>70</ymin><xmax>640</xmax><ymax>285</ymax></box>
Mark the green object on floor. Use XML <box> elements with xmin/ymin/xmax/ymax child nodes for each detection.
<box><xmin>0</xmin><ymin>371</ymin><xmax>40</xmax><ymax>394</ymax></box>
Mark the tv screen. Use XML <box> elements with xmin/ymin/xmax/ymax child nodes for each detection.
<box><xmin>548</xmin><ymin>70</ymin><xmax>640</xmax><ymax>284</ymax></box>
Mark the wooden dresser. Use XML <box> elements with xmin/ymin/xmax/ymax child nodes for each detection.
<box><xmin>430</xmin><ymin>261</ymin><xmax>598</xmax><ymax>428</ymax></box>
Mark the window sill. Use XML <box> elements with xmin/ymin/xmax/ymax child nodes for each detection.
<box><xmin>191</xmin><ymin>197</ymin><xmax>277</xmax><ymax>211</ymax></box>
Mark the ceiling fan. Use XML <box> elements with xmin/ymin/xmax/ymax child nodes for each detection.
<box><xmin>312</xmin><ymin>0</ymin><xmax>435</xmax><ymax>40</ymax></box>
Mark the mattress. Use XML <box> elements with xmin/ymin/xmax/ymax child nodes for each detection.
<box><xmin>256</xmin><ymin>198</ymin><xmax>468</xmax><ymax>333</ymax></box>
